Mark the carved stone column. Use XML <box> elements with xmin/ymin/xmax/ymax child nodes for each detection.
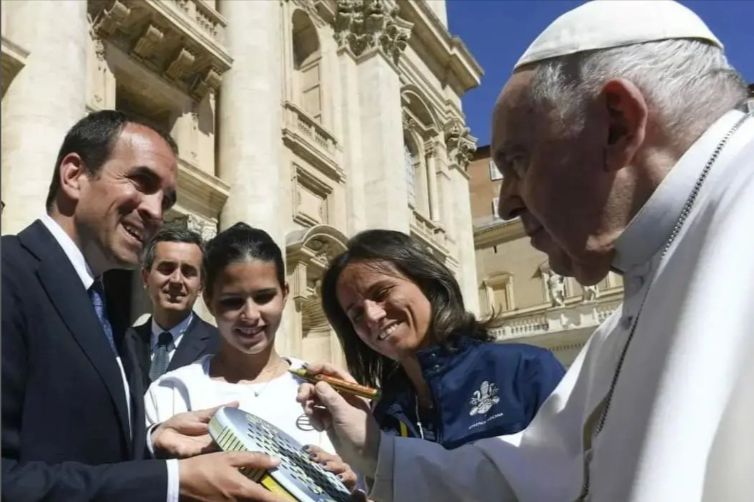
<box><xmin>217</xmin><ymin>0</ymin><xmax>284</xmax><ymax>246</ymax></box>
<box><xmin>444</xmin><ymin>117</ymin><xmax>479</xmax><ymax>313</ymax></box>
<box><xmin>335</xmin><ymin>0</ymin><xmax>414</xmax><ymax>231</ymax></box>
<box><xmin>1</xmin><ymin>0</ymin><xmax>87</xmax><ymax>233</ymax></box>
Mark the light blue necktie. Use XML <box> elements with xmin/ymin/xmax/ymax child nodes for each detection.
<box><xmin>89</xmin><ymin>279</ymin><xmax>117</xmax><ymax>354</ymax></box>
<box><xmin>149</xmin><ymin>331</ymin><xmax>174</xmax><ymax>381</ymax></box>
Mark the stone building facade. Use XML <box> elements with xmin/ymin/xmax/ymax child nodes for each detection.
<box><xmin>468</xmin><ymin>146</ymin><xmax>624</xmax><ymax>366</ymax></box>
<box><xmin>1</xmin><ymin>0</ymin><xmax>482</xmax><ymax>365</ymax></box>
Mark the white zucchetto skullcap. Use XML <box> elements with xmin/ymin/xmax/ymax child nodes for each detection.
<box><xmin>514</xmin><ymin>0</ymin><xmax>722</xmax><ymax>70</ymax></box>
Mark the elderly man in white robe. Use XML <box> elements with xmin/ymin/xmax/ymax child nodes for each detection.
<box><xmin>297</xmin><ymin>1</ymin><xmax>754</xmax><ymax>501</ymax></box>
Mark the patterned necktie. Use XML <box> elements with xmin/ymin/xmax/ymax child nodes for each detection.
<box><xmin>149</xmin><ymin>331</ymin><xmax>175</xmax><ymax>381</ymax></box>
<box><xmin>89</xmin><ymin>279</ymin><xmax>117</xmax><ymax>354</ymax></box>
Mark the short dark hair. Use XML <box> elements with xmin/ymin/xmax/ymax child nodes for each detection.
<box><xmin>320</xmin><ymin>229</ymin><xmax>493</xmax><ymax>387</ymax></box>
<box><xmin>46</xmin><ymin>110</ymin><xmax>178</xmax><ymax>210</ymax></box>
<box><xmin>203</xmin><ymin>222</ymin><xmax>285</xmax><ymax>298</ymax></box>
<box><xmin>142</xmin><ymin>224</ymin><xmax>205</xmax><ymax>273</ymax></box>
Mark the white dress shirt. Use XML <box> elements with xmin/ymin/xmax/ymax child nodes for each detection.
<box><xmin>371</xmin><ymin>110</ymin><xmax>754</xmax><ymax>501</ymax></box>
<box><xmin>150</xmin><ymin>312</ymin><xmax>193</xmax><ymax>364</ymax></box>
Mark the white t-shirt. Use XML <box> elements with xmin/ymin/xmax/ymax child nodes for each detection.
<box><xmin>145</xmin><ymin>355</ymin><xmax>334</xmax><ymax>453</ymax></box>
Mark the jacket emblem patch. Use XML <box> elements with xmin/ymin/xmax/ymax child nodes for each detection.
<box><xmin>469</xmin><ymin>381</ymin><xmax>501</xmax><ymax>416</ymax></box>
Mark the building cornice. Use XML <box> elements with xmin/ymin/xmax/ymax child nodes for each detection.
<box><xmin>397</xmin><ymin>0</ymin><xmax>483</xmax><ymax>94</ymax></box>
<box><xmin>176</xmin><ymin>158</ymin><xmax>230</xmax><ymax>220</ymax></box>
<box><xmin>473</xmin><ymin>217</ymin><xmax>526</xmax><ymax>248</ymax></box>
<box><xmin>89</xmin><ymin>0</ymin><xmax>232</xmax><ymax>100</ymax></box>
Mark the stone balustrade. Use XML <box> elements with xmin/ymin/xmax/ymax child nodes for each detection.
<box><xmin>282</xmin><ymin>100</ymin><xmax>343</xmax><ymax>181</ymax></box>
<box><xmin>489</xmin><ymin>297</ymin><xmax>622</xmax><ymax>340</ymax></box>
<box><xmin>410</xmin><ymin>207</ymin><xmax>447</xmax><ymax>250</ymax></box>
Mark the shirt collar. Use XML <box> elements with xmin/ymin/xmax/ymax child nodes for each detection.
<box><xmin>151</xmin><ymin>312</ymin><xmax>194</xmax><ymax>348</ymax></box>
<box><xmin>40</xmin><ymin>214</ymin><xmax>96</xmax><ymax>290</ymax></box>
<box><xmin>612</xmin><ymin>109</ymin><xmax>747</xmax><ymax>273</ymax></box>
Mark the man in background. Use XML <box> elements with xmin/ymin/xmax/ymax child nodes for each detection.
<box><xmin>130</xmin><ymin>226</ymin><xmax>218</xmax><ymax>389</ymax></box>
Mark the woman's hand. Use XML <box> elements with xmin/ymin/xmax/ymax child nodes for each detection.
<box><xmin>304</xmin><ymin>444</ymin><xmax>358</xmax><ymax>491</ymax></box>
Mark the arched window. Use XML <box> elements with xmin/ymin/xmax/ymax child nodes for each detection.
<box><xmin>292</xmin><ymin>11</ymin><xmax>321</xmax><ymax>122</ymax></box>
<box><xmin>404</xmin><ymin>134</ymin><xmax>419</xmax><ymax>208</ymax></box>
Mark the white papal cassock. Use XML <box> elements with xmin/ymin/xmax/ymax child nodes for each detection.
<box><xmin>369</xmin><ymin>109</ymin><xmax>754</xmax><ymax>502</ymax></box>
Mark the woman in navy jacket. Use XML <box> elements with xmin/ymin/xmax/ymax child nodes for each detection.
<box><xmin>319</xmin><ymin>229</ymin><xmax>565</xmax><ymax>449</ymax></box>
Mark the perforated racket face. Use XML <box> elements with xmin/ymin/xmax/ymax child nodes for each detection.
<box><xmin>209</xmin><ymin>407</ymin><xmax>352</xmax><ymax>502</ymax></box>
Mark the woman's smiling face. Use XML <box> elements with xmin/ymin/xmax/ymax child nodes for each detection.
<box><xmin>206</xmin><ymin>259</ymin><xmax>288</xmax><ymax>355</ymax></box>
<box><xmin>336</xmin><ymin>260</ymin><xmax>432</xmax><ymax>362</ymax></box>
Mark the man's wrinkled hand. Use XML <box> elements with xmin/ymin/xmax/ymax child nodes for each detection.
<box><xmin>179</xmin><ymin>451</ymin><xmax>283</xmax><ymax>502</ymax></box>
<box><xmin>153</xmin><ymin>402</ymin><xmax>238</xmax><ymax>458</ymax></box>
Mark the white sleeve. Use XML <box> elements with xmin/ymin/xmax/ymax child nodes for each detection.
<box><xmin>370</xmin><ymin>434</ymin><xmax>517</xmax><ymax>502</ymax></box>
<box><xmin>145</xmin><ymin>383</ymin><xmax>161</xmax><ymax>428</ymax></box>
<box><xmin>144</xmin><ymin>374</ymin><xmax>191</xmax><ymax>426</ymax></box>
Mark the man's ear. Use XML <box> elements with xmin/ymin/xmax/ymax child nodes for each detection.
<box><xmin>601</xmin><ymin>78</ymin><xmax>647</xmax><ymax>171</ymax></box>
<box><xmin>281</xmin><ymin>282</ymin><xmax>290</xmax><ymax>303</ymax></box>
<box><xmin>140</xmin><ymin>267</ymin><xmax>149</xmax><ymax>288</ymax></box>
<box><xmin>58</xmin><ymin>153</ymin><xmax>88</xmax><ymax>203</ymax></box>
<box><xmin>203</xmin><ymin>290</ymin><xmax>215</xmax><ymax>316</ymax></box>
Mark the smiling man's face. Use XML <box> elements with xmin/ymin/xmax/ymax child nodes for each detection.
<box><xmin>142</xmin><ymin>241</ymin><xmax>203</xmax><ymax>320</ymax></box>
<box><xmin>74</xmin><ymin>123</ymin><xmax>177</xmax><ymax>273</ymax></box>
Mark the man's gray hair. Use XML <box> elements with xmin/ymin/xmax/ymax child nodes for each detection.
<box><xmin>528</xmin><ymin>39</ymin><xmax>747</xmax><ymax>144</ymax></box>
<box><xmin>141</xmin><ymin>224</ymin><xmax>205</xmax><ymax>273</ymax></box>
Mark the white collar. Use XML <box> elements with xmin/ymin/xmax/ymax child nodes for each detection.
<box><xmin>151</xmin><ymin>312</ymin><xmax>194</xmax><ymax>348</ymax></box>
<box><xmin>612</xmin><ymin>110</ymin><xmax>747</xmax><ymax>273</ymax></box>
<box><xmin>40</xmin><ymin>214</ymin><xmax>96</xmax><ymax>290</ymax></box>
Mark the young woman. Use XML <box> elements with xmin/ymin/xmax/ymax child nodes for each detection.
<box><xmin>145</xmin><ymin>222</ymin><xmax>354</xmax><ymax>486</ymax></box>
<box><xmin>318</xmin><ymin>229</ymin><xmax>566</xmax><ymax>449</ymax></box>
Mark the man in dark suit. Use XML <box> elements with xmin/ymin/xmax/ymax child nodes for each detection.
<box><xmin>131</xmin><ymin>226</ymin><xmax>219</xmax><ymax>389</ymax></box>
<box><xmin>1</xmin><ymin>110</ymin><xmax>278</xmax><ymax>501</ymax></box>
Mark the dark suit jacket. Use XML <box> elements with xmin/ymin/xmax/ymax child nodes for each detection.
<box><xmin>129</xmin><ymin>313</ymin><xmax>219</xmax><ymax>390</ymax></box>
<box><xmin>1</xmin><ymin>220</ymin><xmax>167</xmax><ymax>501</ymax></box>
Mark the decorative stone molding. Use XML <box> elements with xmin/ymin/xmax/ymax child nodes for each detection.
<box><xmin>132</xmin><ymin>24</ymin><xmax>164</xmax><ymax>60</ymax></box>
<box><xmin>289</xmin><ymin>0</ymin><xmax>327</xmax><ymax>27</ymax></box>
<box><xmin>165</xmin><ymin>47</ymin><xmax>196</xmax><ymax>81</ymax></box>
<box><xmin>175</xmin><ymin>158</ymin><xmax>230</xmax><ymax>225</ymax></box>
<box><xmin>334</xmin><ymin>0</ymin><xmax>412</xmax><ymax>65</ymax></box>
<box><xmin>92</xmin><ymin>0</ymin><xmax>131</xmax><ymax>37</ymax></box>
<box><xmin>286</xmin><ymin>225</ymin><xmax>348</xmax><ymax>309</ymax></box>
<box><xmin>473</xmin><ymin>217</ymin><xmax>526</xmax><ymax>249</ymax></box>
<box><xmin>185</xmin><ymin>214</ymin><xmax>218</xmax><ymax>242</ymax></box>
<box><xmin>191</xmin><ymin>67</ymin><xmax>222</xmax><ymax>99</ymax></box>
<box><xmin>401</xmin><ymin>111</ymin><xmax>417</xmax><ymax>132</ymax></box>
<box><xmin>1</xmin><ymin>36</ymin><xmax>29</xmax><ymax>97</ymax></box>
<box><xmin>291</xmin><ymin>163</ymin><xmax>334</xmax><ymax>228</ymax></box>
<box><xmin>396</xmin><ymin>0</ymin><xmax>482</xmax><ymax>94</ymax></box>
<box><xmin>444</xmin><ymin>117</ymin><xmax>477</xmax><ymax>170</ymax></box>
<box><xmin>87</xmin><ymin>0</ymin><xmax>232</xmax><ymax>102</ymax></box>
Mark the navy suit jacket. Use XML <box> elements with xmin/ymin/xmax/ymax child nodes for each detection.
<box><xmin>1</xmin><ymin>220</ymin><xmax>167</xmax><ymax>501</ymax></box>
<box><xmin>129</xmin><ymin>313</ymin><xmax>219</xmax><ymax>390</ymax></box>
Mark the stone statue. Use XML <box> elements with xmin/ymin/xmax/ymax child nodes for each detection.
<box><xmin>582</xmin><ymin>284</ymin><xmax>600</xmax><ymax>302</ymax></box>
<box><xmin>546</xmin><ymin>271</ymin><xmax>566</xmax><ymax>307</ymax></box>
